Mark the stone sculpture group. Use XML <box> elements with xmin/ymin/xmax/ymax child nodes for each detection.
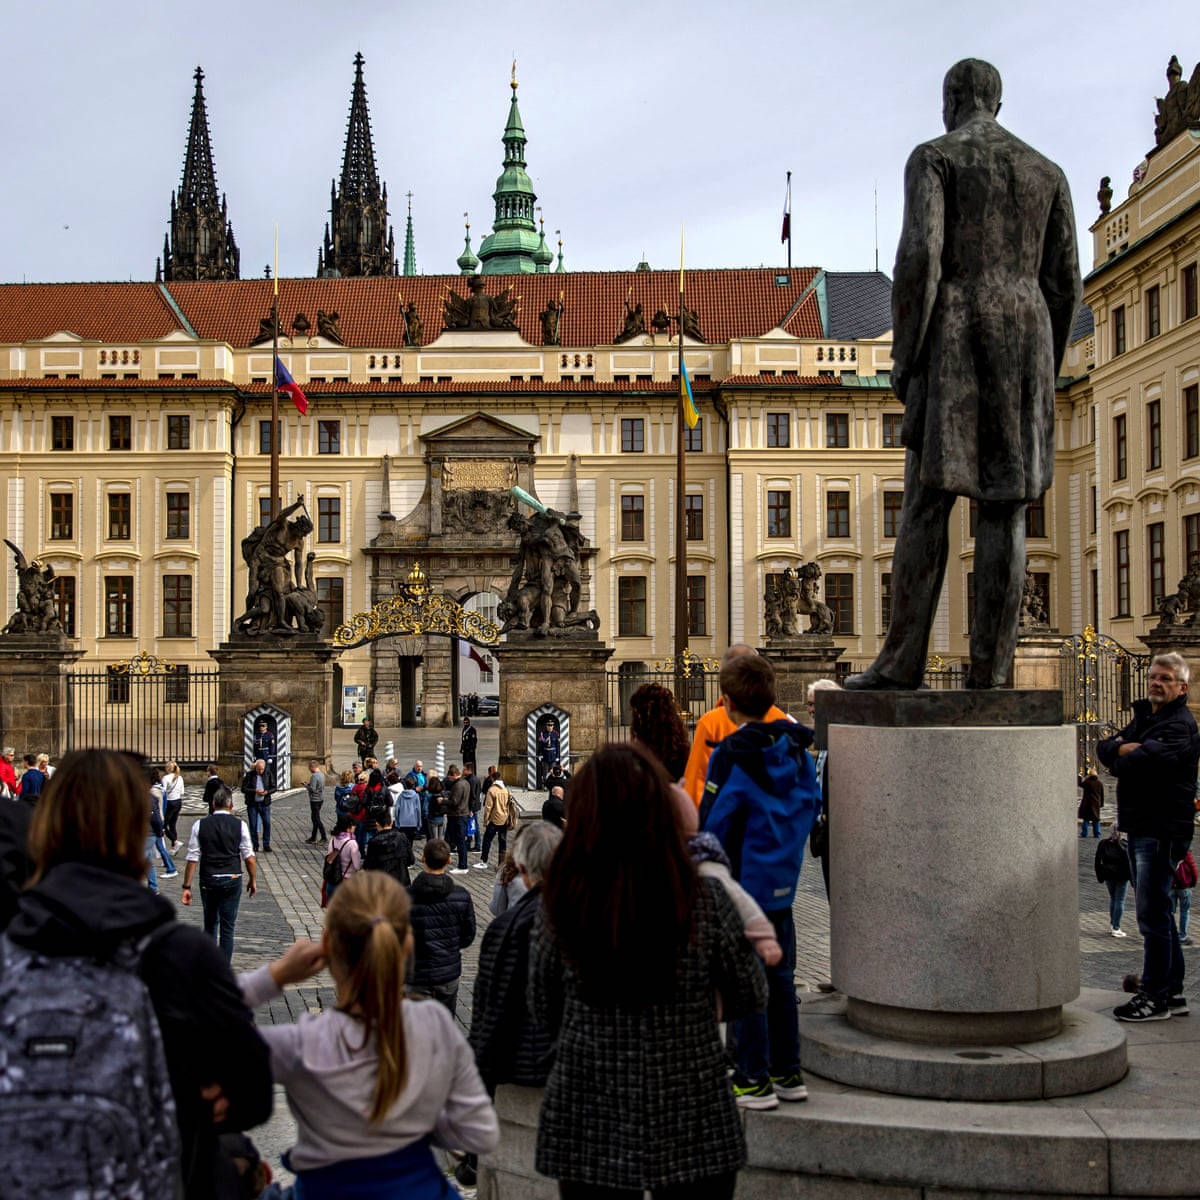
<box><xmin>1</xmin><ymin>540</ymin><xmax>63</xmax><ymax>637</ymax></box>
<box><xmin>234</xmin><ymin>499</ymin><xmax>326</xmax><ymax>638</ymax></box>
<box><xmin>765</xmin><ymin>563</ymin><xmax>835</xmax><ymax>638</ymax></box>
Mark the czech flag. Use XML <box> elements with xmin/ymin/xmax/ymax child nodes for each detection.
<box><xmin>274</xmin><ymin>356</ymin><xmax>309</xmax><ymax>415</ymax></box>
<box><xmin>680</xmin><ymin>357</ymin><xmax>699</xmax><ymax>429</ymax></box>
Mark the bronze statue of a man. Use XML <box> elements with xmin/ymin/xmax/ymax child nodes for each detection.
<box><xmin>847</xmin><ymin>59</ymin><xmax>1081</xmax><ymax>690</ymax></box>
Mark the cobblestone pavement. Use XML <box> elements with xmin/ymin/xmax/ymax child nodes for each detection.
<box><xmin>171</xmin><ymin>720</ymin><xmax>1198</xmax><ymax>1185</ymax></box>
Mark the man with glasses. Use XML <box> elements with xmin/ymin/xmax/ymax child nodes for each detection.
<box><xmin>1098</xmin><ymin>653</ymin><xmax>1199</xmax><ymax>1021</ymax></box>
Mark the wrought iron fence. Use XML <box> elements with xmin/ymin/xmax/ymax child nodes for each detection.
<box><xmin>1060</xmin><ymin>627</ymin><xmax>1149</xmax><ymax>774</ymax></box>
<box><xmin>923</xmin><ymin>655</ymin><xmax>970</xmax><ymax>690</ymax></box>
<box><xmin>67</xmin><ymin>652</ymin><xmax>220</xmax><ymax>768</ymax></box>
<box><xmin>605</xmin><ymin>654</ymin><xmax>722</xmax><ymax>742</ymax></box>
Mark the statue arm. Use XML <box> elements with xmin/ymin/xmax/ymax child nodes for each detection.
<box><xmin>891</xmin><ymin>144</ymin><xmax>945</xmax><ymax>400</ymax></box>
<box><xmin>1040</xmin><ymin>171</ymin><xmax>1084</xmax><ymax>371</ymax></box>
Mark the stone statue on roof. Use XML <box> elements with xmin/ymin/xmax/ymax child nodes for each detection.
<box><xmin>651</xmin><ymin>307</ymin><xmax>672</xmax><ymax>334</ymax></box>
<box><xmin>1153</xmin><ymin>56</ymin><xmax>1200</xmax><ymax>150</ymax></box>
<box><xmin>681</xmin><ymin>305</ymin><xmax>704</xmax><ymax>342</ymax></box>
<box><xmin>317</xmin><ymin>310</ymin><xmax>344</xmax><ymax>343</ymax></box>
<box><xmin>539</xmin><ymin>296</ymin><xmax>563</xmax><ymax>346</ymax></box>
<box><xmin>403</xmin><ymin>302</ymin><xmax>423</xmax><ymax>346</ymax></box>
<box><xmin>1097</xmin><ymin>177</ymin><xmax>1113</xmax><ymax>217</ymax></box>
<box><xmin>291</xmin><ymin>312</ymin><xmax>311</xmax><ymax>337</ymax></box>
<box><xmin>614</xmin><ymin>299</ymin><xmax>645</xmax><ymax>344</ymax></box>
<box><xmin>251</xmin><ymin>313</ymin><xmax>283</xmax><ymax>345</ymax></box>
<box><xmin>442</xmin><ymin>275</ymin><xmax>519</xmax><ymax>332</ymax></box>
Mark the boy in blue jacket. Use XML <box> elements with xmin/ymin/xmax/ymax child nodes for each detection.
<box><xmin>701</xmin><ymin>653</ymin><xmax>820</xmax><ymax>1109</ymax></box>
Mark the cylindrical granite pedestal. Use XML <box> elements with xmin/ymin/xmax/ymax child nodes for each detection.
<box><xmin>822</xmin><ymin>690</ymin><xmax>1078</xmax><ymax>1045</ymax></box>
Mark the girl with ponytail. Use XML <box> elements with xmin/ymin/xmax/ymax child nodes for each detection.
<box><xmin>241</xmin><ymin>870</ymin><xmax>498</xmax><ymax>1197</ymax></box>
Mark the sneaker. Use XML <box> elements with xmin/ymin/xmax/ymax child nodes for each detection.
<box><xmin>473</xmin><ymin>861</ymin><xmax>491</xmax><ymax>870</ymax></box>
<box><xmin>731</xmin><ymin>1074</ymin><xmax>779</xmax><ymax>1110</ymax></box>
<box><xmin>449</xmin><ymin>868</ymin><xmax>469</xmax><ymax>875</ymax></box>
<box><xmin>1182</xmin><ymin>936</ymin><xmax>1193</xmax><ymax>946</ymax></box>
<box><xmin>263</xmin><ymin>846</ymin><xmax>273</xmax><ymax>853</ymax></box>
<box><xmin>171</xmin><ymin>841</ymin><xmax>182</xmax><ymax>855</ymax></box>
<box><xmin>1113</xmin><ymin>992</ymin><xmax>1170</xmax><ymax>1022</ymax></box>
<box><xmin>1111</xmin><ymin>928</ymin><xmax>1128</xmax><ymax>938</ymax></box>
<box><xmin>161</xmin><ymin>869</ymin><xmax>179</xmax><ymax>879</ymax></box>
<box><xmin>1167</xmin><ymin>994</ymin><xmax>1190</xmax><ymax>1016</ymax></box>
<box><xmin>770</xmin><ymin>1072</ymin><xmax>809</xmax><ymax>1102</ymax></box>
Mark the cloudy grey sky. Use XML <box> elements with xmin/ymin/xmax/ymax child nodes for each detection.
<box><xmin>2</xmin><ymin>0</ymin><xmax>1190</xmax><ymax>284</ymax></box>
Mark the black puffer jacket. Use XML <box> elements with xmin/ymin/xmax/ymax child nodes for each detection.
<box><xmin>1097</xmin><ymin>694</ymin><xmax>1200</xmax><ymax>839</ymax></box>
<box><xmin>408</xmin><ymin>871</ymin><xmax>475</xmax><ymax>986</ymax></box>
<box><xmin>470</xmin><ymin>885</ymin><xmax>553</xmax><ymax>1090</ymax></box>
<box><xmin>6</xmin><ymin>863</ymin><xmax>272</xmax><ymax>1200</ymax></box>
<box><xmin>363</xmin><ymin>827</ymin><xmax>414</xmax><ymax>886</ymax></box>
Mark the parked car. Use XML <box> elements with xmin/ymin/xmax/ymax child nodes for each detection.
<box><xmin>476</xmin><ymin>695</ymin><xmax>499</xmax><ymax>716</ymax></box>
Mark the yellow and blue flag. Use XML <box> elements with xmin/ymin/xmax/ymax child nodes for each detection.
<box><xmin>680</xmin><ymin>357</ymin><xmax>699</xmax><ymax>428</ymax></box>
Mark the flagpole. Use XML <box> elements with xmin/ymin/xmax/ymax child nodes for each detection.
<box><xmin>270</xmin><ymin>224</ymin><xmax>281</xmax><ymax>522</ymax></box>
<box><xmin>786</xmin><ymin>170</ymin><xmax>792</xmax><ymax>271</ymax></box>
<box><xmin>674</xmin><ymin>227</ymin><xmax>689</xmax><ymax>709</ymax></box>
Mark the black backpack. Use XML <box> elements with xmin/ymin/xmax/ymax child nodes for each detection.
<box><xmin>324</xmin><ymin>841</ymin><xmax>350</xmax><ymax>887</ymax></box>
<box><xmin>1095</xmin><ymin>835</ymin><xmax>1131</xmax><ymax>885</ymax></box>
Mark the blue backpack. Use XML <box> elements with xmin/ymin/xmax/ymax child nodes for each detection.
<box><xmin>0</xmin><ymin>928</ymin><xmax>181</xmax><ymax>1198</ymax></box>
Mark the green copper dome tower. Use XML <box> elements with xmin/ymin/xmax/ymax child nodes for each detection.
<box><xmin>477</xmin><ymin>66</ymin><xmax>545</xmax><ymax>275</ymax></box>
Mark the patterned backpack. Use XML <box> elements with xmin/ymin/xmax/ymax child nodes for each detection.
<box><xmin>0</xmin><ymin>928</ymin><xmax>182</xmax><ymax>1198</ymax></box>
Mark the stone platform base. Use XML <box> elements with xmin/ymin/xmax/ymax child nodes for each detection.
<box><xmin>801</xmin><ymin>994</ymin><xmax>1127</xmax><ymax>1100</ymax></box>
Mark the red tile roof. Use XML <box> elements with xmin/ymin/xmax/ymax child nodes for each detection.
<box><xmin>240</xmin><ymin>378</ymin><xmax>707</xmax><ymax>395</ymax></box>
<box><xmin>0</xmin><ymin>283</ymin><xmax>183</xmax><ymax>343</ymax></box>
<box><xmin>719</xmin><ymin>373</ymin><xmax>841</xmax><ymax>387</ymax></box>
<box><xmin>0</xmin><ymin>269</ymin><xmax>824</xmax><ymax>349</ymax></box>
<box><xmin>2</xmin><ymin>377</ymin><xmax>236</xmax><ymax>389</ymax></box>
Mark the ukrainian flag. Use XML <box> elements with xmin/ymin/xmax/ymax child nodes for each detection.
<box><xmin>680</xmin><ymin>357</ymin><xmax>699</xmax><ymax>429</ymax></box>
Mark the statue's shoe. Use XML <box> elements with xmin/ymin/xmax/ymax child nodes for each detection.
<box><xmin>841</xmin><ymin>666</ymin><xmax>915</xmax><ymax>691</ymax></box>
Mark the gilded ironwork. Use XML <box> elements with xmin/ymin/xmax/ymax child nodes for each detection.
<box><xmin>1060</xmin><ymin>625</ymin><xmax>1149</xmax><ymax>773</ymax></box>
<box><xmin>651</xmin><ymin>649</ymin><xmax>720</xmax><ymax>675</ymax></box>
<box><xmin>926</xmin><ymin>653</ymin><xmax>946</xmax><ymax>670</ymax></box>
<box><xmin>333</xmin><ymin>584</ymin><xmax>500</xmax><ymax>650</ymax></box>
<box><xmin>110</xmin><ymin>651</ymin><xmax>179</xmax><ymax>675</ymax></box>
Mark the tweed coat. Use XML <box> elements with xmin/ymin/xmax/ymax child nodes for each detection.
<box><xmin>530</xmin><ymin>877</ymin><xmax>767</xmax><ymax>1189</ymax></box>
<box><xmin>893</xmin><ymin>114</ymin><xmax>1081</xmax><ymax>503</ymax></box>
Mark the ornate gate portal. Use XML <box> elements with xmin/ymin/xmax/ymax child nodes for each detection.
<box><xmin>1059</xmin><ymin>626</ymin><xmax>1150</xmax><ymax>773</ymax></box>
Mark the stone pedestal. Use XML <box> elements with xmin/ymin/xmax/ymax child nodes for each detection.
<box><xmin>1012</xmin><ymin>629</ymin><xmax>1065</xmax><ymax>691</ymax></box>
<box><xmin>208</xmin><ymin>637</ymin><xmax>341</xmax><ymax>788</ymax></box>
<box><xmin>1140</xmin><ymin>627</ymin><xmax>1200</xmax><ymax>723</ymax></box>
<box><xmin>0</xmin><ymin>635</ymin><xmax>85</xmax><ymax>758</ymax></box>
<box><xmin>761</xmin><ymin>636</ymin><xmax>845</xmax><ymax>717</ymax></box>
<box><xmin>492</xmin><ymin>634</ymin><xmax>614</xmax><ymax>787</ymax></box>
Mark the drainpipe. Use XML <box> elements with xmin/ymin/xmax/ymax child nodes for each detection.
<box><xmin>714</xmin><ymin>391</ymin><xmax>733</xmax><ymax>647</ymax></box>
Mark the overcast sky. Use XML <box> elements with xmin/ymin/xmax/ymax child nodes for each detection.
<box><xmin>2</xmin><ymin>0</ymin><xmax>1191</xmax><ymax>285</ymax></box>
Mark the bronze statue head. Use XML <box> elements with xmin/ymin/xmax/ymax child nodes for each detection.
<box><xmin>942</xmin><ymin>58</ymin><xmax>1002</xmax><ymax>130</ymax></box>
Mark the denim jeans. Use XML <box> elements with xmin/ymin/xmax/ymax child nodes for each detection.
<box><xmin>1172</xmin><ymin>887</ymin><xmax>1192</xmax><ymax>939</ymax></box>
<box><xmin>1106</xmin><ymin>878</ymin><xmax>1128</xmax><ymax>929</ymax></box>
<box><xmin>480</xmin><ymin>822</ymin><xmax>508</xmax><ymax>865</ymax></box>
<box><xmin>246</xmin><ymin>801</ymin><xmax>271</xmax><ymax>851</ymax></box>
<box><xmin>1080</xmin><ymin>820</ymin><xmax>1101</xmax><ymax>837</ymax></box>
<box><xmin>430</xmin><ymin>816</ymin><xmax>447</xmax><ymax>841</ymax></box>
<box><xmin>450</xmin><ymin>814</ymin><xmax>470</xmax><ymax>868</ymax></box>
<box><xmin>144</xmin><ymin>835</ymin><xmax>160</xmax><ymax>892</ymax></box>
<box><xmin>154</xmin><ymin>836</ymin><xmax>175</xmax><ymax>874</ymax></box>
<box><xmin>732</xmin><ymin>906</ymin><xmax>800</xmax><ymax>1082</ymax></box>
<box><xmin>200</xmin><ymin>876</ymin><xmax>242</xmax><ymax>961</ymax></box>
<box><xmin>1127</xmin><ymin>835</ymin><xmax>1191</xmax><ymax>999</ymax></box>
<box><xmin>420</xmin><ymin>977</ymin><xmax>460</xmax><ymax>1016</ymax></box>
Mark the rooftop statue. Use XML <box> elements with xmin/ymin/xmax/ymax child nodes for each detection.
<box><xmin>845</xmin><ymin>59</ymin><xmax>1081</xmax><ymax>690</ymax></box>
<box><xmin>1153</xmin><ymin>55</ymin><xmax>1200</xmax><ymax>150</ymax></box>
<box><xmin>613</xmin><ymin>299</ymin><xmax>645</xmax><ymax>344</ymax></box>
<box><xmin>443</xmin><ymin>275</ymin><xmax>518</xmax><ymax>332</ymax></box>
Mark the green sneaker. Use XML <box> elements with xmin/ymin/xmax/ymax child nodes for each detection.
<box><xmin>731</xmin><ymin>1074</ymin><xmax>779</xmax><ymax>1110</ymax></box>
<box><xmin>770</xmin><ymin>1071</ymin><xmax>809</xmax><ymax>1102</ymax></box>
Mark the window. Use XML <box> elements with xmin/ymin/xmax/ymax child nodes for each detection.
<box><xmin>1026</xmin><ymin>494</ymin><xmax>1047</xmax><ymax>538</ymax></box>
<box><xmin>686</xmin><ymin>575</ymin><xmax>707</xmax><ymax>636</ymax></box>
<box><xmin>967</xmin><ymin>571</ymin><xmax>976</xmax><ymax>633</ymax></box>
<box><xmin>1186</xmin><ymin>513</ymin><xmax>1200</xmax><ymax>571</ymax></box>
<box><xmin>1146</xmin><ymin>285</ymin><xmax>1161</xmax><ymax>340</ymax></box>
<box><xmin>162</xmin><ymin>575</ymin><xmax>192</xmax><ymax>637</ymax></box>
<box><xmin>1112</xmin><ymin>305</ymin><xmax>1126</xmax><ymax>356</ymax></box>
<box><xmin>685</xmin><ymin>494</ymin><xmax>704</xmax><ymax>540</ymax></box>
<box><xmin>767</xmin><ymin>413</ymin><xmax>790</xmax><ymax>447</ymax></box>
<box><xmin>1114</xmin><ymin>414</ymin><xmax>1127</xmax><ymax>480</ymax></box>
<box><xmin>826</xmin><ymin>490</ymin><xmax>850</xmax><ymax>538</ymax></box>
<box><xmin>1186</xmin><ymin>385</ymin><xmax>1199</xmax><ymax>459</ymax></box>
<box><xmin>51</xmin><ymin>415</ymin><xmax>73</xmax><ymax>450</ymax></box>
<box><xmin>318</xmin><ymin>420</ymin><xmax>341</xmax><ymax>454</ymax></box>
<box><xmin>1114</xmin><ymin>530</ymin><xmax>1130</xmax><ymax>617</ymax></box>
<box><xmin>882</xmin><ymin>413</ymin><xmax>903</xmax><ymax>447</ymax></box>
<box><xmin>825</xmin><ymin>573</ymin><xmax>854</xmax><ymax>634</ymax></box>
<box><xmin>259</xmin><ymin>420</ymin><xmax>281</xmax><ymax>455</ymax></box>
<box><xmin>1090</xmin><ymin>485</ymin><xmax>1097</xmax><ymax>535</ymax></box>
<box><xmin>51</xmin><ymin>576</ymin><xmax>75</xmax><ymax>636</ymax></box>
<box><xmin>1091</xmin><ymin>405</ymin><xmax>1097</xmax><ymax>443</ymax></box>
<box><xmin>882</xmin><ymin>491</ymin><xmax>903</xmax><ymax>538</ymax></box>
<box><xmin>766</xmin><ymin>490</ymin><xmax>791</xmax><ymax>538</ymax></box>
<box><xmin>620</xmin><ymin>418</ymin><xmax>644</xmax><ymax>453</ymax></box>
<box><xmin>108</xmin><ymin>415</ymin><xmax>131</xmax><ymax>450</ymax></box>
<box><xmin>620</xmin><ymin>495</ymin><xmax>645</xmax><ymax>541</ymax></box>
<box><xmin>106</xmin><ymin>667</ymin><xmax>130</xmax><ymax>705</ymax></box>
<box><xmin>50</xmin><ymin>492</ymin><xmax>73</xmax><ymax>540</ymax></box>
<box><xmin>167</xmin><ymin>415</ymin><xmax>190</xmax><ymax>450</ymax></box>
<box><xmin>826</xmin><ymin>413</ymin><xmax>849</xmax><ymax>448</ymax></box>
<box><xmin>1147</xmin><ymin>400</ymin><xmax>1162</xmax><ymax>470</ymax></box>
<box><xmin>1184</xmin><ymin>263</ymin><xmax>1198</xmax><ymax>321</ymax></box>
<box><xmin>165</xmin><ymin>665</ymin><xmax>190</xmax><ymax>705</ymax></box>
<box><xmin>104</xmin><ymin>576</ymin><xmax>133</xmax><ymax>637</ymax></box>
<box><xmin>107</xmin><ymin>492</ymin><xmax>131</xmax><ymax>540</ymax></box>
<box><xmin>259</xmin><ymin>498</ymin><xmax>272</xmax><ymax>528</ymax></box>
<box><xmin>165</xmin><ymin>492</ymin><xmax>189</xmax><ymax>539</ymax></box>
<box><xmin>880</xmin><ymin>571</ymin><xmax>892</xmax><ymax>632</ymax></box>
<box><xmin>316</xmin><ymin>578</ymin><xmax>344</xmax><ymax>632</ymax></box>
<box><xmin>317</xmin><ymin>497</ymin><xmax>341</xmax><ymax>543</ymax></box>
<box><xmin>618</xmin><ymin>576</ymin><xmax>647</xmax><ymax>636</ymax></box>
<box><xmin>1148</xmin><ymin>523</ymin><xmax>1165</xmax><ymax>613</ymax></box>
<box><xmin>1091</xmin><ymin>568</ymin><xmax>1099</xmax><ymax>629</ymax></box>
<box><xmin>968</xmin><ymin>500</ymin><xmax>978</xmax><ymax>537</ymax></box>
<box><xmin>684</xmin><ymin>419</ymin><xmax>703</xmax><ymax>453</ymax></box>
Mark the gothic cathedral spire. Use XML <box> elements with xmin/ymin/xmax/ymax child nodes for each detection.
<box><xmin>318</xmin><ymin>53</ymin><xmax>396</xmax><ymax>277</ymax></box>
<box><xmin>159</xmin><ymin>66</ymin><xmax>240</xmax><ymax>282</ymax></box>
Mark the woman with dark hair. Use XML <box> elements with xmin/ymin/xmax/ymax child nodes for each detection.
<box><xmin>629</xmin><ymin>682</ymin><xmax>691</xmax><ymax>781</ymax></box>
<box><xmin>532</xmin><ymin>743</ymin><xmax>766</xmax><ymax>1198</ymax></box>
<box><xmin>3</xmin><ymin>748</ymin><xmax>272</xmax><ymax>1199</ymax></box>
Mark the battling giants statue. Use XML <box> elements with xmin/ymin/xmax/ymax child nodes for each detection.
<box><xmin>765</xmin><ymin>563</ymin><xmax>834</xmax><ymax>638</ymax></box>
<box><xmin>2</xmin><ymin>541</ymin><xmax>63</xmax><ymax>636</ymax></box>
<box><xmin>235</xmin><ymin>499</ymin><xmax>326</xmax><ymax>637</ymax></box>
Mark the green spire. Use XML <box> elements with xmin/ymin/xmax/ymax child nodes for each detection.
<box><xmin>555</xmin><ymin>230</ymin><xmax>566</xmax><ymax>274</ymax></box>
<box><xmin>457</xmin><ymin>213</ymin><xmax>479</xmax><ymax>274</ymax></box>
<box><xmin>478</xmin><ymin>65</ymin><xmax>545</xmax><ymax>274</ymax></box>
<box><xmin>533</xmin><ymin>213</ymin><xmax>553</xmax><ymax>272</ymax></box>
<box><xmin>402</xmin><ymin>192</ymin><xmax>417</xmax><ymax>276</ymax></box>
